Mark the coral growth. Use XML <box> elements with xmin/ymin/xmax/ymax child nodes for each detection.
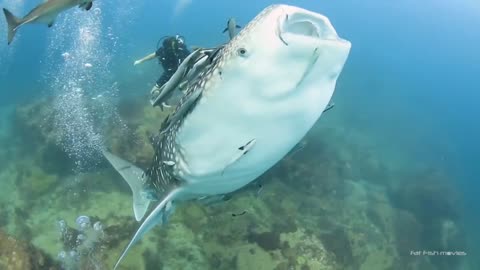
<box><xmin>13</xmin><ymin>98</ymin><xmax>74</xmax><ymax>175</ymax></box>
<box><xmin>0</xmin><ymin>93</ymin><xmax>470</xmax><ymax>270</ymax></box>
<box><xmin>247</xmin><ymin>231</ymin><xmax>281</xmax><ymax>251</ymax></box>
<box><xmin>389</xmin><ymin>169</ymin><xmax>467</xmax><ymax>270</ymax></box>
<box><xmin>320</xmin><ymin>228</ymin><xmax>355</xmax><ymax>267</ymax></box>
<box><xmin>16</xmin><ymin>162</ymin><xmax>60</xmax><ymax>199</ymax></box>
<box><xmin>0</xmin><ymin>229</ymin><xmax>60</xmax><ymax>270</ymax></box>
<box><xmin>388</xmin><ymin>169</ymin><xmax>461</xmax><ymax>223</ymax></box>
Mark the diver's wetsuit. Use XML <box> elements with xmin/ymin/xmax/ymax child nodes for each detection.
<box><xmin>155</xmin><ymin>36</ymin><xmax>190</xmax><ymax>87</ymax></box>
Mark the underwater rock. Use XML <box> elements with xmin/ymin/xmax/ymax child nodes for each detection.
<box><xmin>393</xmin><ymin>210</ymin><xmax>426</xmax><ymax>268</ymax></box>
<box><xmin>155</xmin><ymin>223</ymin><xmax>209</xmax><ymax>269</ymax></box>
<box><xmin>236</xmin><ymin>244</ymin><xmax>276</xmax><ymax>270</ymax></box>
<box><xmin>319</xmin><ymin>228</ymin><xmax>355</xmax><ymax>267</ymax></box>
<box><xmin>388</xmin><ymin>169</ymin><xmax>467</xmax><ymax>268</ymax></box>
<box><xmin>103</xmin><ymin>219</ymin><xmax>138</xmax><ymax>249</ymax></box>
<box><xmin>387</xmin><ymin>169</ymin><xmax>461</xmax><ymax>223</ymax></box>
<box><xmin>0</xmin><ymin>229</ymin><xmax>60</xmax><ymax>270</ymax></box>
<box><xmin>13</xmin><ymin>98</ymin><xmax>74</xmax><ymax>175</ymax></box>
<box><xmin>366</xmin><ymin>207</ymin><xmax>386</xmax><ymax>235</ymax></box>
<box><xmin>280</xmin><ymin>229</ymin><xmax>338</xmax><ymax>270</ymax></box>
<box><xmin>16</xmin><ymin>162</ymin><xmax>60</xmax><ymax>199</ymax></box>
<box><xmin>247</xmin><ymin>231</ymin><xmax>281</xmax><ymax>251</ymax></box>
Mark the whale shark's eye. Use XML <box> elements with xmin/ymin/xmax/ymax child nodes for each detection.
<box><xmin>237</xmin><ymin>48</ymin><xmax>248</xmax><ymax>57</ymax></box>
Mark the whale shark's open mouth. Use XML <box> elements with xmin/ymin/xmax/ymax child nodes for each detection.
<box><xmin>282</xmin><ymin>18</ymin><xmax>321</xmax><ymax>38</ymax></box>
<box><xmin>278</xmin><ymin>9</ymin><xmax>348</xmax><ymax>45</ymax></box>
<box><xmin>285</xmin><ymin>20</ymin><xmax>321</xmax><ymax>37</ymax></box>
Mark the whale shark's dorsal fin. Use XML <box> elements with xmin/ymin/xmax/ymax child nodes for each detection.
<box><xmin>102</xmin><ymin>150</ymin><xmax>151</xmax><ymax>221</ymax></box>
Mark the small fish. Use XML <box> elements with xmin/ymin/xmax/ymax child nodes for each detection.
<box><xmin>204</xmin><ymin>45</ymin><xmax>225</xmax><ymax>64</ymax></box>
<box><xmin>323</xmin><ymin>102</ymin><xmax>335</xmax><ymax>113</ymax></box>
<box><xmin>256</xmin><ymin>183</ymin><xmax>264</xmax><ymax>197</ymax></box>
<box><xmin>222</xmin><ymin>17</ymin><xmax>241</xmax><ymax>40</ymax></box>
<box><xmin>221</xmin><ymin>139</ymin><xmax>256</xmax><ymax>175</ymax></box>
<box><xmin>2</xmin><ymin>0</ymin><xmax>94</xmax><ymax>45</ymax></box>
<box><xmin>231</xmin><ymin>210</ymin><xmax>247</xmax><ymax>217</ymax></box>
<box><xmin>150</xmin><ymin>48</ymin><xmax>207</xmax><ymax>107</ymax></box>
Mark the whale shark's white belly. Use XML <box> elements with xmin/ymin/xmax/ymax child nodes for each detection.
<box><xmin>175</xmin><ymin>50</ymin><xmax>340</xmax><ymax>196</ymax></box>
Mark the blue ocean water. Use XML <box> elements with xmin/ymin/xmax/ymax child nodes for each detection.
<box><xmin>0</xmin><ymin>0</ymin><xmax>478</xmax><ymax>269</ymax></box>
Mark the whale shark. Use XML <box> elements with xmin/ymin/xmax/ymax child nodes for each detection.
<box><xmin>103</xmin><ymin>4</ymin><xmax>351</xmax><ymax>269</ymax></box>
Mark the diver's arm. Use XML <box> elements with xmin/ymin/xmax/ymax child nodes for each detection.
<box><xmin>133</xmin><ymin>52</ymin><xmax>157</xmax><ymax>66</ymax></box>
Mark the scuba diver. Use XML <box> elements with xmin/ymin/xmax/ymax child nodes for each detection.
<box><xmin>134</xmin><ymin>35</ymin><xmax>191</xmax><ymax>93</ymax></box>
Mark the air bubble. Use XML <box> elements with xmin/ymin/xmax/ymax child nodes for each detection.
<box><xmin>76</xmin><ymin>215</ymin><xmax>91</xmax><ymax>231</ymax></box>
<box><xmin>93</xmin><ymin>221</ymin><xmax>103</xmax><ymax>231</ymax></box>
<box><xmin>57</xmin><ymin>251</ymin><xmax>67</xmax><ymax>260</ymax></box>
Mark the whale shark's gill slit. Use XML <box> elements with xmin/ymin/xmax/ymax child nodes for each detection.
<box><xmin>296</xmin><ymin>47</ymin><xmax>320</xmax><ymax>88</ymax></box>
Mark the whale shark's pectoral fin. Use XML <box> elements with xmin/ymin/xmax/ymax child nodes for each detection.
<box><xmin>47</xmin><ymin>20</ymin><xmax>54</xmax><ymax>28</ymax></box>
<box><xmin>102</xmin><ymin>150</ymin><xmax>152</xmax><ymax>221</ymax></box>
<box><xmin>222</xmin><ymin>27</ymin><xmax>228</xmax><ymax>33</ymax></box>
<box><xmin>113</xmin><ymin>188</ymin><xmax>183</xmax><ymax>270</ymax></box>
<box><xmin>236</xmin><ymin>24</ymin><xmax>242</xmax><ymax>29</ymax></box>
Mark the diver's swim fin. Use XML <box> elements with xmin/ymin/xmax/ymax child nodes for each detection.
<box><xmin>102</xmin><ymin>150</ymin><xmax>151</xmax><ymax>221</ymax></box>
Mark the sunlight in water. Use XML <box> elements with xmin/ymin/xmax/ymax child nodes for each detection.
<box><xmin>174</xmin><ymin>0</ymin><xmax>193</xmax><ymax>17</ymax></box>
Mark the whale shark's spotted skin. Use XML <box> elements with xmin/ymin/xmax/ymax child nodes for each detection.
<box><xmin>146</xmin><ymin>5</ymin><xmax>283</xmax><ymax>195</ymax></box>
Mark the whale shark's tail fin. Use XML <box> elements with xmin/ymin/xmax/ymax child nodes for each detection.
<box><xmin>3</xmin><ymin>8</ymin><xmax>21</xmax><ymax>45</ymax></box>
<box><xmin>102</xmin><ymin>150</ymin><xmax>152</xmax><ymax>222</ymax></box>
